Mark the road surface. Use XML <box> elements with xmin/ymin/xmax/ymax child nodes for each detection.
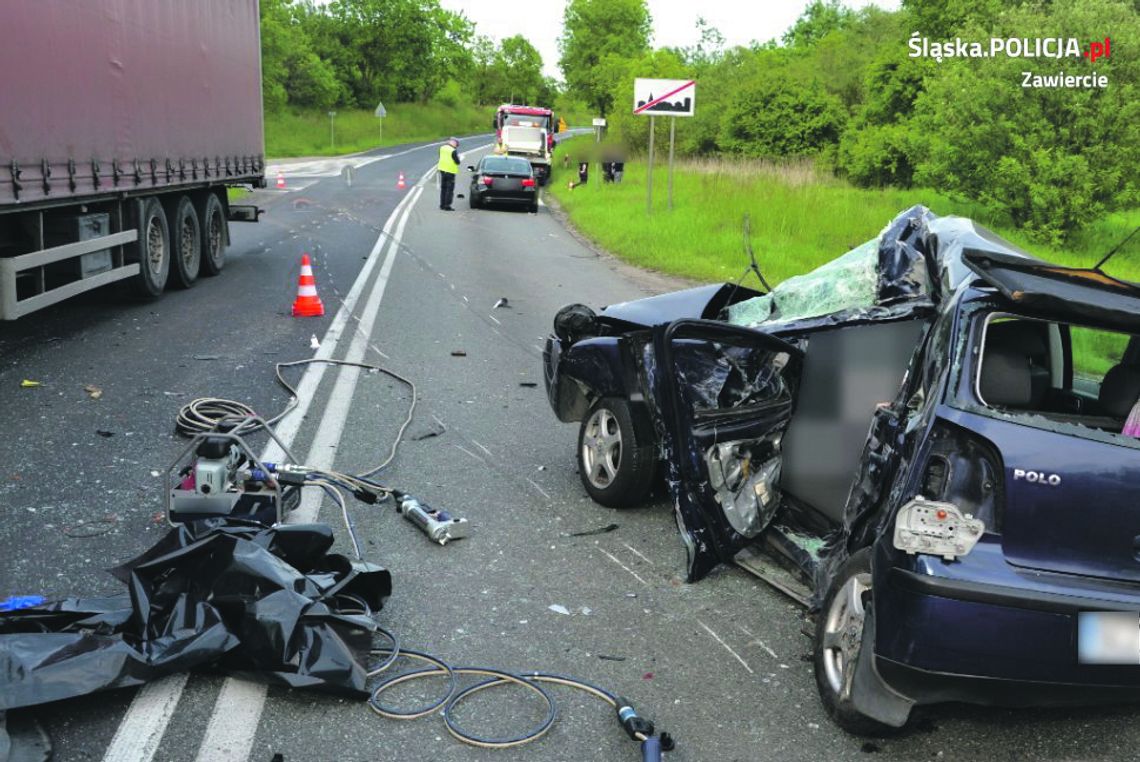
<box><xmin>2</xmin><ymin>136</ymin><xmax>1138</xmax><ymax>761</ymax></box>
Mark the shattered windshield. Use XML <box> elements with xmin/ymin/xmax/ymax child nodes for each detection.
<box><xmin>726</xmin><ymin>238</ymin><xmax>880</xmax><ymax>327</ymax></box>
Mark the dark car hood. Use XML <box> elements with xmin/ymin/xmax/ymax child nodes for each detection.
<box><xmin>600</xmin><ymin>284</ymin><xmax>736</xmax><ymax>328</ymax></box>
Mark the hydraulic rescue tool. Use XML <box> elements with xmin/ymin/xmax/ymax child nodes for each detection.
<box><xmin>164</xmin><ymin>417</ymin><xmax>470</xmax><ymax>545</ymax></box>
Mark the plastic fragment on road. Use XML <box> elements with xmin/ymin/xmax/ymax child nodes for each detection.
<box><xmin>0</xmin><ymin>521</ymin><xmax>391</xmax><ymax>711</ymax></box>
<box><xmin>548</xmin><ymin>604</ymin><xmax>571</xmax><ymax>615</ymax></box>
<box><xmin>450</xmin><ymin>350</ymin><xmax>467</xmax><ymax>357</ymax></box>
<box><xmin>0</xmin><ymin>595</ymin><xmax>46</xmax><ymax>612</ymax></box>
<box><xmin>20</xmin><ymin>380</ymin><xmax>41</xmax><ymax>388</ymax></box>
<box><xmin>84</xmin><ymin>384</ymin><xmax>103</xmax><ymax>399</ymax></box>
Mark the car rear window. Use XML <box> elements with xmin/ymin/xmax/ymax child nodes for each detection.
<box><xmin>974</xmin><ymin>313</ymin><xmax>1140</xmax><ymax>436</ymax></box>
<box><xmin>481</xmin><ymin>158</ymin><xmax>531</xmax><ymax>174</ymax></box>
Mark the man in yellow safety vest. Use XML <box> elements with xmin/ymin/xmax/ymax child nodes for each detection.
<box><xmin>438</xmin><ymin>137</ymin><xmax>460</xmax><ymax>211</ymax></box>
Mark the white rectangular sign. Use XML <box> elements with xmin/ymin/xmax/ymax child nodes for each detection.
<box><xmin>633</xmin><ymin>78</ymin><xmax>695</xmax><ymax>117</ymax></box>
<box><xmin>592</xmin><ymin>117</ymin><xmax>607</xmax><ymax>127</ymax></box>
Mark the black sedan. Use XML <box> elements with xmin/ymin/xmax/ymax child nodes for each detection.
<box><xmin>466</xmin><ymin>156</ymin><xmax>538</xmax><ymax>213</ymax></box>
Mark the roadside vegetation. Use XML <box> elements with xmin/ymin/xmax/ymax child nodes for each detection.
<box><xmin>264</xmin><ymin>102</ymin><xmax>488</xmax><ymax>158</ymax></box>
<box><xmin>559</xmin><ymin>0</ymin><xmax>1138</xmax><ymax>247</ymax></box>
<box><xmin>547</xmin><ymin>138</ymin><xmax>1140</xmax><ymax>286</ymax></box>
<box><xmin>259</xmin><ymin>1</ymin><xmax>592</xmax><ymax>158</ymax></box>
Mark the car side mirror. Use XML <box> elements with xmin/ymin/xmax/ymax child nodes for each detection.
<box><xmin>466</xmin><ymin>165</ymin><xmax>476</xmax><ymax>172</ymax></box>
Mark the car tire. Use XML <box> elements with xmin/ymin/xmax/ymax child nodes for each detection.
<box><xmin>164</xmin><ymin>195</ymin><xmax>201</xmax><ymax>289</ymax></box>
<box><xmin>469</xmin><ymin>191</ymin><xmax>481</xmax><ymax>209</ymax></box>
<box><xmin>529</xmin><ymin>200</ymin><xmax>539</xmax><ymax>213</ymax></box>
<box><xmin>577</xmin><ymin>397</ymin><xmax>656</xmax><ymax>508</ymax></box>
<box><xmin>813</xmin><ymin>548</ymin><xmax>898</xmax><ymax>736</ymax></box>
<box><xmin>129</xmin><ymin>197</ymin><xmax>170</xmax><ymax>298</ymax></box>
<box><xmin>197</xmin><ymin>192</ymin><xmax>227</xmax><ymax>276</ymax></box>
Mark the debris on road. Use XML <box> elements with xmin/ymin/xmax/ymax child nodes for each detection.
<box><xmin>310</xmin><ymin>334</ymin><xmax>321</xmax><ymax>350</ymax></box>
<box><xmin>193</xmin><ymin>354</ymin><xmax>221</xmax><ymax>361</ymax></box>
<box><xmin>84</xmin><ymin>384</ymin><xmax>103</xmax><ymax>400</ymax></box>
<box><xmin>0</xmin><ymin>522</ymin><xmax>391</xmax><ymax>710</ymax></box>
<box><xmin>598</xmin><ymin>654</ymin><xmax>627</xmax><ymax>662</ymax></box>
<box><xmin>548</xmin><ymin>604</ymin><xmax>571</xmax><ymax>615</ymax></box>
<box><xmin>450</xmin><ymin>350</ymin><xmax>467</xmax><ymax>357</ymax></box>
<box><xmin>569</xmin><ymin>523</ymin><xmax>619</xmax><ymax>537</ymax></box>
<box><xmin>95</xmin><ymin>430</ymin><xmax>114</xmax><ymax>438</ymax></box>
<box><xmin>519</xmin><ymin>382</ymin><xmax>538</xmax><ymax>387</ymax></box>
<box><xmin>20</xmin><ymin>380</ymin><xmax>41</xmax><ymax>388</ymax></box>
<box><xmin>493</xmin><ymin>297</ymin><xmax>510</xmax><ymax>309</ymax></box>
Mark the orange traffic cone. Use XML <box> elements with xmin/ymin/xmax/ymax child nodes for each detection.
<box><xmin>397</xmin><ymin>172</ymin><xmax>406</xmax><ymax>190</ymax></box>
<box><xmin>291</xmin><ymin>253</ymin><xmax>325</xmax><ymax>317</ymax></box>
<box><xmin>276</xmin><ymin>169</ymin><xmax>285</xmax><ymax>189</ymax></box>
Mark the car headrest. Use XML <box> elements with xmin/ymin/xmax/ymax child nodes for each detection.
<box><xmin>1100</xmin><ymin>365</ymin><xmax>1140</xmax><ymax>418</ymax></box>
<box><xmin>980</xmin><ymin>350</ymin><xmax>1033</xmax><ymax>408</ymax></box>
<box><xmin>987</xmin><ymin>320</ymin><xmax>1047</xmax><ymax>356</ymax></box>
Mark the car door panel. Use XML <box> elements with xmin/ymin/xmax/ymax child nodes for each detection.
<box><xmin>646</xmin><ymin>319</ymin><xmax>804</xmax><ymax>581</ymax></box>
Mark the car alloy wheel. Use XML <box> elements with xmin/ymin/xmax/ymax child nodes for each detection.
<box><xmin>821</xmin><ymin>571</ymin><xmax>871</xmax><ymax>698</ymax></box>
<box><xmin>581</xmin><ymin>407</ymin><xmax>622</xmax><ymax>489</ymax></box>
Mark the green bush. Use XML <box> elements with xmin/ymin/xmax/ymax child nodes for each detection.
<box><xmin>719</xmin><ymin>77</ymin><xmax>847</xmax><ymax>159</ymax></box>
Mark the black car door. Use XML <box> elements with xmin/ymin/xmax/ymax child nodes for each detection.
<box><xmin>645</xmin><ymin>319</ymin><xmax>804</xmax><ymax>581</ymax></box>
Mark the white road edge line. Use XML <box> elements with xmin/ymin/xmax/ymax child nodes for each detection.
<box><xmin>193</xmin><ymin>184</ymin><xmax>425</xmax><ymax>762</ymax></box>
<box><xmin>101</xmin><ymin>173</ymin><xmax>425</xmax><ymax>762</ymax></box>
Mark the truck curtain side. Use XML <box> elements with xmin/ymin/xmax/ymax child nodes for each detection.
<box><xmin>0</xmin><ymin>0</ymin><xmax>265</xmax><ymax>319</ymax></box>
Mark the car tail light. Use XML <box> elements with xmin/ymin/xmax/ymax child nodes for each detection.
<box><xmin>521</xmin><ymin>178</ymin><xmax>536</xmax><ymax>187</ymax></box>
<box><xmin>482</xmin><ymin>176</ymin><xmax>493</xmax><ymax>186</ymax></box>
<box><xmin>893</xmin><ymin>497</ymin><xmax>984</xmax><ymax>561</ymax></box>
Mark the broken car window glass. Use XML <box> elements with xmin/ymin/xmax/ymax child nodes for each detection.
<box><xmin>726</xmin><ymin>238</ymin><xmax>879</xmax><ymax>327</ymax></box>
<box><xmin>975</xmin><ymin>313</ymin><xmax>1140</xmax><ymax>436</ymax></box>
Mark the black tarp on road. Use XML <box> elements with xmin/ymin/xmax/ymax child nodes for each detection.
<box><xmin>0</xmin><ymin>522</ymin><xmax>391</xmax><ymax>711</ymax></box>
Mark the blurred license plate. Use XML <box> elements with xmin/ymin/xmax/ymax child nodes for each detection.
<box><xmin>1078</xmin><ymin>612</ymin><xmax>1140</xmax><ymax>664</ymax></box>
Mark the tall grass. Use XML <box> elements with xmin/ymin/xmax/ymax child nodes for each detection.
<box><xmin>264</xmin><ymin>101</ymin><xmax>491</xmax><ymax>158</ymax></box>
<box><xmin>548</xmin><ymin>138</ymin><xmax>1140</xmax><ymax>289</ymax></box>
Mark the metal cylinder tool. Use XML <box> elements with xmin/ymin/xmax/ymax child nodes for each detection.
<box><xmin>395</xmin><ymin>493</ymin><xmax>470</xmax><ymax>545</ymax></box>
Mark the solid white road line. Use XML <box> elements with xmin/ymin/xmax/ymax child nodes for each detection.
<box><xmin>101</xmin><ymin>164</ymin><xmax>426</xmax><ymax>762</ymax></box>
<box><xmin>101</xmin><ymin>674</ymin><xmax>189</xmax><ymax>762</ymax></box>
<box><xmin>193</xmin><ymin>183</ymin><xmax>426</xmax><ymax>762</ymax></box>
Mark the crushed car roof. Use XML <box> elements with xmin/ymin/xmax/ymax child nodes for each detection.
<box><xmin>727</xmin><ymin>205</ymin><xmax>1140</xmax><ymax>331</ymax></box>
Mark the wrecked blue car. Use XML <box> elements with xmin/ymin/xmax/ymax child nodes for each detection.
<box><xmin>543</xmin><ymin>206</ymin><xmax>1140</xmax><ymax>733</ymax></box>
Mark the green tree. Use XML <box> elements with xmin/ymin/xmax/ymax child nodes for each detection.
<box><xmin>498</xmin><ymin>35</ymin><xmax>544</xmax><ymax>103</ymax></box>
<box><xmin>909</xmin><ymin>0</ymin><xmax>1139</xmax><ymax>242</ymax></box>
<box><xmin>559</xmin><ymin>0</ymin><xmax>652</xmax><ymax>115</ymax></box>
<box><xmin>720</xmin><ymin>70</ymin><xmax>847</xmax><ymax>159</ymax></box>
<box><xmin>782</xmin><ymin>0</ymin><xmax>853</xmax><ymax>47</ymax></box>
<box><xmin>260</xmin><ymin>0</ymin><xmax>339</xmax><ymax>110</ymax></box>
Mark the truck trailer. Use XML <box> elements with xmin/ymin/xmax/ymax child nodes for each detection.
<box><xmin>0</xmin><ymin>0</ymin><xmax>265</xmax><ymax>319</ymax></box>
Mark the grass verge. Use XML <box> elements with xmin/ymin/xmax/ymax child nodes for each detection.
<box><xmin>547</xmin><ymin>138</ymin><xmax>1139</xmax><ymax>287</ymax></box>
<box><xmin>265</xmin><ymin>101</ymin><xmax>490</xmax><ymax>158</ymax></box>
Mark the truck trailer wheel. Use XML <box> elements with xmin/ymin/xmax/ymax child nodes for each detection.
<box><xmin>197</xmin><ymin>192</ymin><xmax>227</xmax><ymax>276</ymax></box>
<box><xmin>164</xmin><ymin>195</ymin><xmax>201</xmax><ymax>288</ymax></box>
<box><xmin>129</xmin><ymin>197</ymin><xmax>171</xmax><ymax>297</ymax></box>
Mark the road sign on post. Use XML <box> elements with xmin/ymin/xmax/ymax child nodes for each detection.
<box><xmin>634</xmin><ymin>79</ymin><xmax>695</xmax><ymax>213</ymax></box>
<box><xmin>374</xmin><ymin>102</ymin><xmax>386</xmax><ymax>143</ymax></box>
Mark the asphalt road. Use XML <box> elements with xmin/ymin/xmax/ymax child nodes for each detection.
<box><xmin>3</xmin><ymin>136</ymin><xmax>1140</xmax><ymax>762</ymax></box>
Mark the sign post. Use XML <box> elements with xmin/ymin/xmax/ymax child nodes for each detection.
<box><xmin>633</xmin><ymin>78</ymin><xmax>695</xmax><ymax>213</ymax></box>
<box><xmin>374</xmin><ymin>102</ymin><xmax>387</xmax><ymax>144</ymax></box>
<box><xmin>328</xmin><ymin>110</ymin><xmax>337</xmax><ymax>152</ymax></box>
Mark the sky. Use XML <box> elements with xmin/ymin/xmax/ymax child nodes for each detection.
<box><xmin>439</xmin><ymin>0</ymin><xmax>902</xmax><ymax>79</ymax></box>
